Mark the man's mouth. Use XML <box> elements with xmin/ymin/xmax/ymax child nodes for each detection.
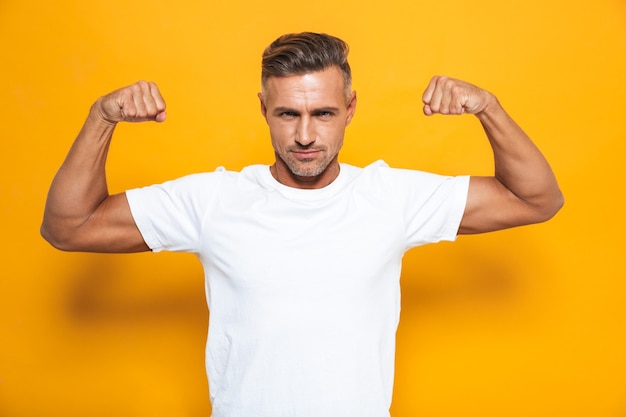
<box><xmin>291</xmin><ymin>149</ymin><xmax>323</xmax><ymax>159</ymax></box>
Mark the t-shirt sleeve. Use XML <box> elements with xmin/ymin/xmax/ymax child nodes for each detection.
<box><xmin>374</xmin><ymin>163</ymin><xmax>470</xmax><ymax>249</ymax></box>
<box><xmin>403</xmin><ymin>173</ymin><xmax>469</xmax><ymax>248</ymax></box>
<box><xmin>125</xmin><ymin>172</ymin><xmax>219</xmax><ymax>253</ymax></box>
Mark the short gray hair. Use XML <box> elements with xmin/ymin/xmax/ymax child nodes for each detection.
<box><xmin>261</xmin><ymin>32</ymin><xmax>352</xmax><ymax>98</ymax></box>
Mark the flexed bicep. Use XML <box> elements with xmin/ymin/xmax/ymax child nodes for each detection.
<box><xmin>43</xmin><ymin>192</ymin><xmax>150</xmax><ymax>253</ymax></box>
<box><xmin>459</xmin><ymin>176</ymin><xmax>545</xmax><ymax>234</ymax></box>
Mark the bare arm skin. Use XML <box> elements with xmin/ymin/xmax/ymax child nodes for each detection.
<box><xmin>41</xmin><ymin>81</ymin><xmax>166</xmax><ymax>252</ymax></box>
<box><xmin>422</xmin><ymin>76</ymin><xmax>564</xmax><ymax>234</ymax></box>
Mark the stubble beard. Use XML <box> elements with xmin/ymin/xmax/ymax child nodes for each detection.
<box><xmin>280</xmin><ymin>149</ymin><xmax>337</xmax><ymax>178</ymax></box>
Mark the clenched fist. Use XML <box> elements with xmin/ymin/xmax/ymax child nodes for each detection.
<box><xmin>95</xmin><ymin>80</ymin><xmax>167</xmax><ymax>125</ymax></box>
<box><xmin>422</xmin><ymin>76</ymin><xmax>495</xmax><ymax>116</ymax></box>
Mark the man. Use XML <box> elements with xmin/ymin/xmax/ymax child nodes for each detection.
<box><xmin>41</xmin><ymin>32</ymin><xmax>563</xmax><ymax>416</ymax></box>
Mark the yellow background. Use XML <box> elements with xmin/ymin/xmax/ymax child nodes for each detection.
<box><xmin>1</xmin><ymin>1</ymin><xmax>625</xmax><ymax>416</ymax></box>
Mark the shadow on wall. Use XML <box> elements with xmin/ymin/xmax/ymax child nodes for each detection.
<box><xmin>58</xmin><ymin>254</ymin><xmax>207</xmax><ymax>325</ymax></box>
<box><xmin>404</xmin><ymin>256</ymin><xmax>520</xmax><ymax>311</ymax></box>
<box><xmin>400</xmin><ymin>232</ymin><xmax>547</xmax><ymax>315</ymax></box>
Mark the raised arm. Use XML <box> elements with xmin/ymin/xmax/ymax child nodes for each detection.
<box><xmin>421</xmin><ymin>76</ymin><xmax>564</xmax><ymax>234</ymax></box>
<box><xmin>41</xmin><ymin>81</ymin><xmax>166</xmax><ymax>252</ymax></box>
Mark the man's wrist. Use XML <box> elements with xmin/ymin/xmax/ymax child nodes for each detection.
<box><xmin>90</xmin><ymin>98</ymin><xmax>119</xmax><ymax>127</ymax></box>
<box><xmin>475</xmin><ymin>93</ymin><xmax>503</xmax><ymax>121</ymax></box>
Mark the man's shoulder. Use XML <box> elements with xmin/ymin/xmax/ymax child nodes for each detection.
<box><xmin>345</xmin><ymin>160</ymin><xmax>436</xmax><ymax>182</ymax></box>
<box><xmin>168</xmin><ymin>165</ymin><xmax>268</xmax><ymax>186</ymax></box>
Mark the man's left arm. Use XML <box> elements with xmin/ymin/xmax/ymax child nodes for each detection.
<box><xmin>422</xmin><ymin>76</ymin><xmax>564</xmax><ymax>234</ymax></box>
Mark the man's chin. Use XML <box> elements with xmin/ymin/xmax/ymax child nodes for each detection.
<box><xmin>286</xmin><ymin>161</ymin><xmax>326</xmax><ymax>178</ymax></box>
<box><xmin>290</xmin><ymin>169</ymin><xmax>324</xmax><ymax>178</ymax></box>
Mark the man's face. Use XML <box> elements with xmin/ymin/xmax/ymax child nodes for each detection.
<box><xmin>259</xmin><ymin>66</ymin><xmax>357</xmax><ymax>188</ymax></box>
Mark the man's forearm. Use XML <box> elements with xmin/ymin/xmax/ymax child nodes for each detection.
<box><xmin>41</xmin><ymin>106</ymin><xmax>116</xmax><ymax>247</ymax></box>
<box><xmin>475</xmin><ymin>98</ymin><xmax>564</xmax><ymax>220</ymax></box>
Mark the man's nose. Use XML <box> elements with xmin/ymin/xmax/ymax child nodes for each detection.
<box><xmin>295</xmin><ymin>117</ymin><xmax>315</xmax><ymax>146</ymax></box>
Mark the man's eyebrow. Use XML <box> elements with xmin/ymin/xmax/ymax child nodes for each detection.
<box><xmin>312</xmin><ymin>106</ymin><xmax>340</xmax><ymax>113</ymax></box>
<box><xmin>272</xmin><ymin>107</ymin><xmax>299</xmax><ymax>115</ymax></box>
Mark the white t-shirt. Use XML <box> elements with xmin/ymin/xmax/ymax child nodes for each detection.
<box><xmin>126</xmin><ymin>160</ymin><xmax>469</xmax><ymax>417</ymax></box>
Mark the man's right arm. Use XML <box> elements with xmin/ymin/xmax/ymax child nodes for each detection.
<box><xmin>40</xmin><ymin>81</ymin><xmax>166</xmax><ymax>253</ymax></box>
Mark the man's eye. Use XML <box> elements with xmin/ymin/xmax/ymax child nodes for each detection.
<box><xmin>317</xmin><ymin>111</ymin><xmax>333</xmax><ymax>118</ymax></box>
<box><xmin>280</xmin><ymin>112</ymin><xmax>297</xmax><ymax>118</ymax></box>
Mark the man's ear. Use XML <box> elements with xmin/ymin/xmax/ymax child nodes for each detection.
<box><xmin>258</xmin><ymin>92</ymin><xmax>268</xmax><ymax>119</ymax></box>
<box><xmin>345</xmin><ymin>91</ymin><xmax>357</xmax><ymax>126</ymax></box>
